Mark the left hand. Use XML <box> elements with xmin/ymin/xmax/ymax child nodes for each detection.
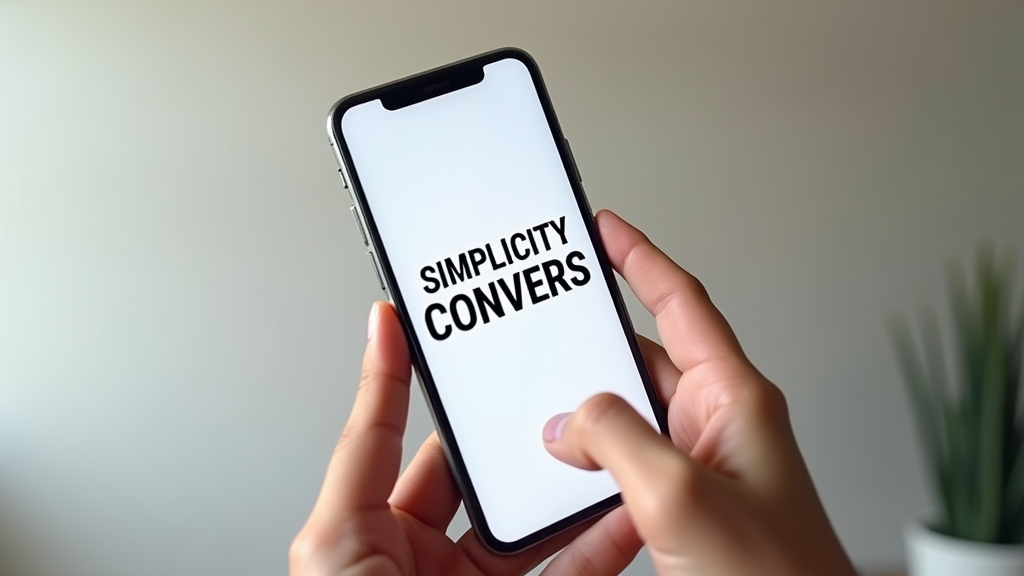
<box><xmin>289</xmin><ymin>301</ymin><xmax>642</xmax><ymax>576</ymax></box>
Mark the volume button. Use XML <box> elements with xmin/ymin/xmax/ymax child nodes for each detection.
<box><xmin>350</xmin><ymin>206</ymin><xmax>368</xmax><ymax>245</ymax></box>
<box><xmin>367</xmin><ymin>251</ymin><xmax>386</xmax><ymax>292</ymax></box>
<box><xmin>329</xmin><ymin>140</ymin><xmax>350</xmax><ymax>189</ymax></box>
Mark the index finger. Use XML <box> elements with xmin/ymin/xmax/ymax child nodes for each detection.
<box><xmin>309</xmin><ymin>302</ymin><xmax>412</xmax><ymax>522</ymax></box>
<box><xmin>596</xmin><ymin>209</ymin><xmax>745</xmax><ymax>373</ymax></box>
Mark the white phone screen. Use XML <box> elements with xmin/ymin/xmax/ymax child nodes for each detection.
<box><xmin>340</xmin><ymin>56</ymin><xmax>660</xmax><ymax>544</ymax></box>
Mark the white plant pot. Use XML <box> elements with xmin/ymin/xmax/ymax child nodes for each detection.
<box><xmin>905</xmin><ymin>518</ymin><xmax>1024</xmax><ymax>576</ymax></box>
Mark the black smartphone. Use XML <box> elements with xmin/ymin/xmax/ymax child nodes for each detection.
<box><xmin>326</xmin><ymin>48</ymin><xmax>668</xmax><ymax>554</ymax></box>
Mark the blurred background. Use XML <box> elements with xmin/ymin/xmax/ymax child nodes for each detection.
<box><xmin>1</xmin><ymin>1</ymin><xmax>1022</xmax><ymax>574</ymax></box>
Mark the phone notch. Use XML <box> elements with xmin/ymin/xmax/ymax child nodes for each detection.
<box><xmin>381</xmin><ymin>65</ymin><xmax>485</xmax><ymax>111</ymax></box>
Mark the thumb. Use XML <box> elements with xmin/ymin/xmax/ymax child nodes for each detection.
<box><xmin>542</xmin><ymin>393</ymin><xmax>719</xmax><ymax>554</ymax></box>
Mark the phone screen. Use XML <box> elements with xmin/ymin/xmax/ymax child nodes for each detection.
<box><xmin>338</xmin><ymin>55</ymin><xmax>661</xmax><ymax>546</ymax></box>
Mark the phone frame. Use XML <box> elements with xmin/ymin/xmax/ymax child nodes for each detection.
<box><xmin>326</xmin><ymin>47</ymin><xmax>669</xmax><ymax>554</ymax></box>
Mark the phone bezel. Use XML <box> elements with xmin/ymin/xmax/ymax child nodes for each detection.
<box><xmin>326</xmin><ymin>47</ymin><xmax>669</xmax><ymax>554</ymax></box>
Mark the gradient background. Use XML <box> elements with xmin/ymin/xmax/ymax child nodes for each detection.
<box><xmin>1</xmin><ymin>1</ymin><xmax>1023</xmax><ymax>575</ymax></box>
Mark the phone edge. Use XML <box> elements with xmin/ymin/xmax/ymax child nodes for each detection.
<box><xmin>324</xmin><ymin>46</ymin><xmax>669</xmax><ymax>555</ymax></box>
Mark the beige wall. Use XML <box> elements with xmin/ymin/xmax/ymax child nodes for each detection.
<box><xmin>2</xmin><ymin>1</ymin><xmax>1023</xmax><ymax>574</ymax></box>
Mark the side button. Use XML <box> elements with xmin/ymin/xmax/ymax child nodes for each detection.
<box><xmin>367</xmin><ymin>251</ymin><xmax>386</xmax><ymax>291</ymax></box>
<box><xmin>350</xmin><ymin>206</ymin><xmax>368</xmax><ymax>245</ymax></box>
<box><xmin>564</xmin><ymin>138</ymin><xmax>582</xmax><ymax>183</ymax></box>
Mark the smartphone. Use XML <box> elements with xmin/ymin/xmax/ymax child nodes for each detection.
<box><xmin>326</xmin><ymin>48</ymin><xmax>668</xmax><ymax>554</ymax></box>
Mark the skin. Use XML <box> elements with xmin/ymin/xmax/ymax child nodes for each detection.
<box><xmin>290</xmin><ymin>210</ymin><xmax>860</xmax><ymax>576</ymax></box>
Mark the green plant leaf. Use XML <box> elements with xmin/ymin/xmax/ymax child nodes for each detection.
<box><xmin>948</xmin><ymin>260</ymin><xmax>984</xmax><ymax>536</ymax></box>
<box><xmin>944</xmin><ymin>397</ymin><xmax>970</xmax><ymax>536</ymax></box>
<box><xmin>975</xmin><ymin>328</ymin><xmax>1006</xmax><ymax>541</ymax></box>
<box><xmin>889</xmin><ymin>317</ymin><xmax>950</xmax><ymax>528</ymax></box>
<box><xmin>1003</xmin><ymin>430</ymin><xmax>1024</xmax><ymax>539</ymax></box>
<box><xmin>893</xmin><ymin>245</ymin><xmax>1024</xmax><ymax>543</ymax></box>
<box><xmin>1001</xmin><ymin>277</ymin><xmax>1024</xmax><ymax>542</ymax></box>
<box><xmin>920</xmin><ymin>309</ymin><xmax>953</xmax><ymax>523</ymax></box>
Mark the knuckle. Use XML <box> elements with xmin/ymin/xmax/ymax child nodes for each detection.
<box><xmin>565</xmin><ymin>546</ymin><xmax>602</xmax><ymax>576</ymax></box>
<box><xmin>743</xmin><ymin>379</ymin><xmax>790</xmax><ymax>425</ymax></box>
<box><xmin>359</xmin><ymin>365</ymin><xmax>409</xmax><ymax>396</ymax></box>
<box><xmin>334</xmin><ymin>420</ymin><xmax>404</xmax><ymax>458</ymax></box>
<box><xmin>681</xmin><ymin>272</ymin><xmax>710</xmax><ymax>302</ymax></box>
<box><xmin>707</xmin><ymin>364</ymin><xmax>789</xmax><ymax>426</ymax></box>
<box><xmin>358</xmin><ymin>366</ymin><xmax>376</xmax><ymax>392</ymax></box>
<box><xmin>604</xmin><ymin>524</ymin><xmax>641</xmax><ymax>566</ymax></box>
<box><xmin>663</xmin><ymin>262</ymin><xmax>710</xmax><ymax>305</ymax></box>
<box><xmin>289</xmin><ymin>529</ymin><xmax>327</xmax><ymax>571</ymax></box>
<box><xmin>289</xmin><ymin>533</ymin><xmax>310</xmax><ymax>565</ymax></box>
<box><xmin>620</xmin><ymin>234</ymin><xmax>653</xmax><ymax>271</ymax></box>
<box><xmin>626</xmin><ymin>243</ymin><xmax>709</xmax><ymax>316</ymax></box>
<box><xmin>290</xmin><ymin>522</ymin><xmax>383</xmax><ymax>575</ymax></box>
<box><xmin>334</xmin><ymin>426</ymin><xmax>355</xmax><ymax>455</ymax></box>
<box><xmin>574</xmin><ymin>393</ymin><xmax>629</xmax><ymax>434</ymax></box>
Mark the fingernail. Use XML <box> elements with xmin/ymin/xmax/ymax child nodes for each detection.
<box><xmin>543</xmin><ymin>413</ymin><xmax>571</xmax><ymax>443</ymax></box>
<box><xmin>367</xmin><ymin>302</ymin><xmax>380</xmax><ymax>341</ymax></box>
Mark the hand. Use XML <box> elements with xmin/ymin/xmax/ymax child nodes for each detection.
<box><xmin>289</xmin><ymin>302</ymin><xmax>641</xmax><ymax>576</ymax></box>
<box><xmin>540</xmin><ymin>210</ymin><xmax>858</xmax><ymax>576</ymax></box>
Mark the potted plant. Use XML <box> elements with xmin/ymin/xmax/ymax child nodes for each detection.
<box><xmin>890</xmin><ymin>246</ymin><xmax>1024</xmax><ymax>576</ymax></box>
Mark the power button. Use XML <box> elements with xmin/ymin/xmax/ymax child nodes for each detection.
<box><xmin>367</xmin><ymin>251</ymin><xmax>386</xmax><ymax>292</ymax></box>
<box><xmin>350</xmin><ymin>206</ymin><xmax>368</xmax><ymax>245</ymax></box>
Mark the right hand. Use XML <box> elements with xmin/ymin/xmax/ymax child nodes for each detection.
<box><xmin>541</xmin><ymin>210</ymin><xmax>858</xmax><ymax>576</ymax></box>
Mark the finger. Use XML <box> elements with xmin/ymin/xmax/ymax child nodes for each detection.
<box><xmin>596</xmin><ymin>209</ymin><xmax>745</xmax><ymax>373</ymax></box>
<box><xmin>544</xmin><ymin>393</ymin><xmax>680</xmax><ymax>473</ymax></box>
<box><xmin>454</xmin><ymin>520</ymin><xmax>591</xmax><ymax>576</ymax></box>
<box><xmin>539</xmin><ymin>506</ymin><xmax>642</xmax><ymax>576</ymax></box>
<box><xmin>310</xmin><ymin>302</ymin><xmax>411</xmax><ymax>521</ymax></box>
<box><xmin>389</xmin><ymin>432</ymin><xmax>461</xmax><ymax>531</ymax></box>
<box><xmin>544</xmin><ymin>393</ymin><xmax>712</xmax><ymax>550</ymax></box>
<box><xmin>636</xmin><ymin>334</ymin><xmax>682</xmax><ymax>405</ymax></box>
